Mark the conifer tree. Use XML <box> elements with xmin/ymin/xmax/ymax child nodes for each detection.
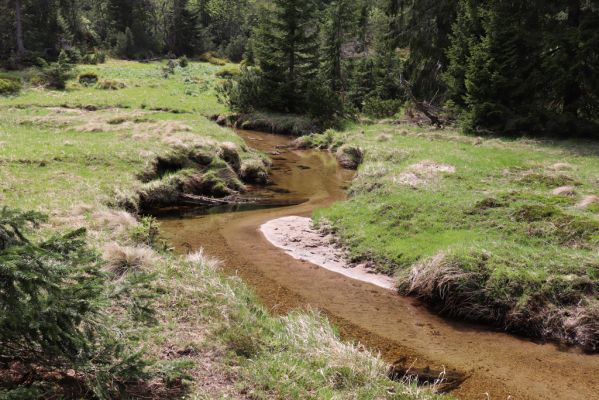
<box><xmin>403</xmin><ymin>0</ymin><xmax>458</xmax><ymax>100</ymax></box>
<box><xmin>320</xmin><ymin>0</ymin><xmax>354</xmax><ymax>92</ymax></box>
<box><xmin>444</xmin><ymin>0</ymin><xmax>483</xmax><ymax>108</ymax></box>
<box><xmin>253</xmin><ymin>0</ymin><xmax>320</xmax><ymax>112</ymax></box>
<box><xmin>167</xmin><ymin>0</ymin><xmax>198</xmax><ymax>56</ymax></box>
<box><xmin>463</xmin><ymin>0</ymin><xmax>545</xmax><ymax>133</ymax></box>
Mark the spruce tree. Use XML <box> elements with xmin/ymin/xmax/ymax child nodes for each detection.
<box><xmin>444</xmin><ymin>0</ymin><xmax>483</xmax><ymax>108</ymax></box>
<box><xmin>373</xmin><ymin>0</ymin><xmax>405</xmax><ymax>101</ymax></box>
<box><xmin>320</xmin><ymin>0</ymin><xmax>354</xmax><ymax>92</ymax></box>
<box><xmin>455</xmin><ymin>0</ymin><xmax>547</xmax><ymax>133</ymax></box>
<box><xmin>167</xmin><ymin>0</ymin><xmax>199</xmax><ymax>56</ymax></box>
<box><xmin>253</xmin><ymin>0</ymin><xmax>320</xmax><ymax>112</ymax></box>
<box><xmin>543</xmin><ymin>0</ymin><xmax>599</xmax><ymax>129</ymax></box>
<box><xmin>403</xmin><ymin>0</ymin><xmax>459</xmax><ymax>101</ymax></box>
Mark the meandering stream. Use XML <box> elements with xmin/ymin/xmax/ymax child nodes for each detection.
<box><xmin>159</xmin><ymin>130</ymin><xmax>599</xmax><ymax>400</ymax></box>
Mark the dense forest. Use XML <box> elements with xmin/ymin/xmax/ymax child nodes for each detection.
<box><xmin>2</xmin><ymin>0</ymin><xmax>598</xmax><ymax>135</ymax></box>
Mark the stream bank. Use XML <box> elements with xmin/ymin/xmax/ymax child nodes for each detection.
<box><xmin>159</xmin><ymin>129</ymin><xmax>599</xmax><ymax>400</ymax></box>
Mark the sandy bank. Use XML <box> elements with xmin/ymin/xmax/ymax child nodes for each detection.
<box><xmin>260</xmin><ymin>216</ymin><xmax>396</xmax><ymax>290</ymax></box>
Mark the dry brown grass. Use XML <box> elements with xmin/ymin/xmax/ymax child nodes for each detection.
<box><xmin>93</xmin><ymin>209</ymin><xmax>138</xmax><ymax>233</ymax></box>
<box><xmin>102</xmin><ymin>242</ymin><xmax>157</xmax><ymax>278</ymax></box>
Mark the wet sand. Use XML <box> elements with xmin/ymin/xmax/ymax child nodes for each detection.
<box><xmin>159</xmin><ymin>129</ymin><xmax>599</xmax><ymax>400</ymax></box>
<box><xmin>261</xmin><ymin>216</ymin><xmax>396</xmax><ymax>290</ymax></box>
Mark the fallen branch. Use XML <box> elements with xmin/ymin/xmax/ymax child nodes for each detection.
<box><xmin>181</xmin><ymin>194</ymin><xmax>308</xmax><ymax>208</ymax></box>
<box><xmin>181</xmin><ymin>194</ymin><xmax>248</xmax><ymax>206</ymax></box>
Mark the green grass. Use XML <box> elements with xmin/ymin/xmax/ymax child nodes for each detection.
<box><xmin>2</xmin><ymin>60</ymin><xmax>226</xmax><ymax>115</ymax></box>
<box><xmin>0</xmin><ymin>61</ymin><xmax>449</xmax><ymax>399</ymax></box>
<box><xmin>311</xmin><ymin>124</ymin><xmax>599</xmax><ymax>350</ymax></box>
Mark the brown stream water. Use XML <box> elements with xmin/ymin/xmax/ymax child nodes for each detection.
<box><xmin>160</xmin><ymin>130</ymin><xmax>599</xmax><ymax>400</ymax></box>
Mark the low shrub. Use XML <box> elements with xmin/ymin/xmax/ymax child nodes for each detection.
<box><xmin>36</xmin><ymin>51</ymin><xmax>76</xmax><ymax>90</ymax></box>
<box><xmin>215</xmin><ymin>65</ymin><xmax>241</xmax><ymax>79</ymax></box>
<box><xmin>130</xmin><ymin>216</ymin><xmax>167</xmax><ymax>250</ymax></box>
<box><xmin>61</xmin><ymin>47</ymin><xmax>82</xmax><ymax>64</ymax></box>
<box><xmin>216</xmin><ymin>67</ymin><xmax>266</xmax><ymax>112</ymax></box>
<box><xmin>161</xmin><ymin>59</ymin><xmax>177</xmax><ymax>78</ymax></box>
<box><xmin>97</xmin><ymin>79</ymin><xmax>126</xmax><ymax>90</ymax></box>
<box><xmin>178</xmin><ymin>55</ymin><xmax>189</xmax><ymax>68</ymax></box>
<box><xmin>305</xmin><ymin>80</ymin><xmax>343</xmax><ymax>120</ymax></box>
<box><xmin>0</xmin><ymin>77</ymin><xmax>21</xmax><ymax>95</ymax></box>
<box><xmin>79</xmin><ymin>72</ymin><xmax>99</xmax><ymax>86</ymax></box>
<box><xmin>81</xmin><ymin>50</ymin><xmax>107</xmax><ymax>65</ymax></box>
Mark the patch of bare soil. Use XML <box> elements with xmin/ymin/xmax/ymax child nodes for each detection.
<box><xmin>260</xmin><ymin>216</ymin><xmax>396</xmax><ymax>290</ymax></box>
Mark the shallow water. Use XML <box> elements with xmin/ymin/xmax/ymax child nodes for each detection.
<box><xmin>159</xmin><ymin>130</ymin><xmax>599</xmax><ymax>400</ymax></box>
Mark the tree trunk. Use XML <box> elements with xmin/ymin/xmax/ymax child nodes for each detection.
<box><xmin>15</xmin><ymin>0</ymin><xmax>26</xmax><ymax>59</ymax></box>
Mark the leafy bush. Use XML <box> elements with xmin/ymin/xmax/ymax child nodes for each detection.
<box><xmin>0</xmin><ymin>77</ymin><xmax>21</xmax><ymax>95</ymax></box>
<box><xmin>37</xmin><ymin>51</ymin><xmax>76</xmax><ymax>90</ymax></box>
<box><xmin>130</xmin><ymin>216</ymin><xmax>167</xmax><ymax>250</ymax></box>
<box><xmin>79</xmin><ymin>72</ymin><xmax>99</xmax><ymax>86</ymax></box>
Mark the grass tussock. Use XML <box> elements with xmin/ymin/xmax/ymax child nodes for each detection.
<box><xmin>336</xmin><ymin>144</ymin><xmax>364</xmax><ymax>170</ymax></box>
<box><xmin>240</xmin><ymin>159</ymin><xmax>269</xmax><ymax>184</ymax></box>
<box><xmin>103</xmin><ymin>242</ymin><xmax>157</xmax><ymax>278</ymax></box>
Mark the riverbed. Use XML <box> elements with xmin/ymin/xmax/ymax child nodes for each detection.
<box><xmin>159</xmin><ymin>129</ymin><xmax>599</xmax><ymax>400</ymax></box>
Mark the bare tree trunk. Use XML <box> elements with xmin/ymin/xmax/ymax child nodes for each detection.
<box><xmin>15</xmin><ymin>0</ymin><xmax>26</xmax><ymax>59</ymax></box>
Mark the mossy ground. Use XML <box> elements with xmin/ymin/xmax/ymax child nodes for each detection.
<box><xmin>0</xmin><ymin>61</ymin><xmax>447</xmax><ymax>399</ymax></box>
<box><xmin>310</xmin><ymin>123</ymin><xmax>599</xmax><ymax>350</ymax></box>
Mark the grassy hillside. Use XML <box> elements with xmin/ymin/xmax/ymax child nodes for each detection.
<box><xmin>305</xmin><ymin>124</ymin><xmax>599</xmax><ymax>351</ymax></box>
<box><xmin>0</xmin><ymin>61</ymin><xmax>448</xmax><ymax>399</ymax></box>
